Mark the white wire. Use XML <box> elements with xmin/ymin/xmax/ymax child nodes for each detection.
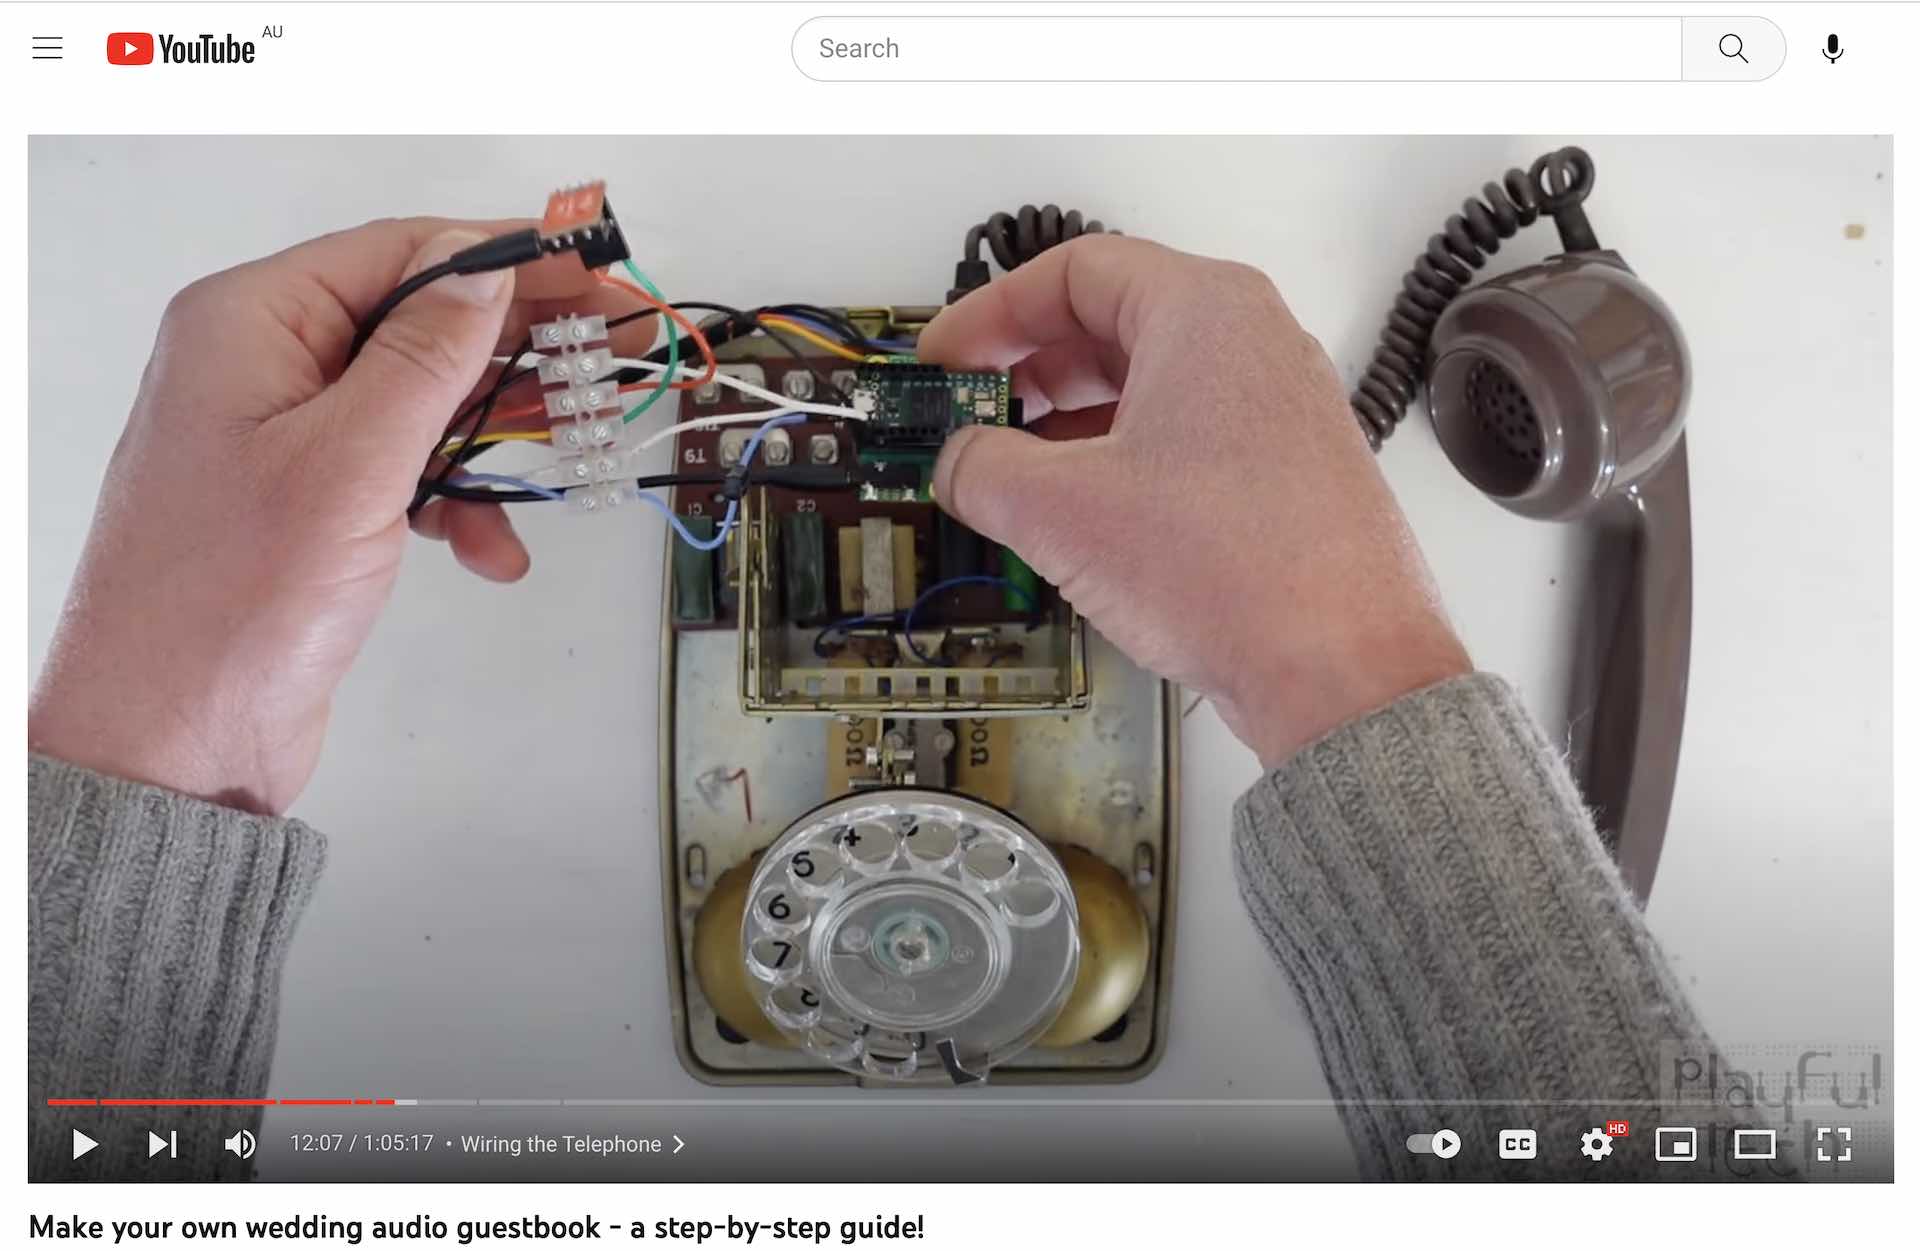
<box><xmin>621</xmin><ymin>357</ymin><xmax>866</xmax><ymax>420</ymax></box>
<box><xmin>506</xmin><ymin>351</ymin><xmax>867</xmax><ymax>422</ymax></box>
<box><xmin>639</xmin><ymin>407</ymin><xmax>846</xmax><ymax>453</ymax></box>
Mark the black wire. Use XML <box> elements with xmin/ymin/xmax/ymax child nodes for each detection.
<box><xmin>408</xmin><ymin>330</ymin><xmax>532</xmax><ymax>514</ymax></box>
<box><xmin>348</xmin><ymin>262</ymin><xmax>461</xmax><ymax>364</ymax></box>
<box><xmin>411</xmin><ymin>298</ymin><xmax>873</xmax><ymax>499</ymax></box>
<box><xmin>349</xmin><ymin>228</ymin><xmax>546</xmax><ymax>365</ymax></box>
<box><xmin>424</xmin><ymin>471</ymin><xmax>724</xmax><ymax>505</ymax></box>
<box><xmin>419</xmin><ymin>465</ymin><xmax>860</xmax><ymax>506</ymax></box>
<box><xmin>647</xmin><ymin>301</ymin><xmax>852</xmax><ymax>404</ymax></box>
<box><xmin>763</xmin><ymin>303</ymin><xmax>882</xmax><ymax>353</ymax></box>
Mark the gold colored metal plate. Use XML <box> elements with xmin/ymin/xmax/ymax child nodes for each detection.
<box><xmin>689</xmin><ymin>855</ymin><xmax>786</xmax><ymax>1047</ymax></box>
<box><xmin>1039</xmin><ymin>845</ymin><xmax>1152</xmax><ymax>1047</ymax></box>
<box><xmin>949</xmin><ymin>715</ymin><xmax>1014</xmax><ymax>809</ymax></box>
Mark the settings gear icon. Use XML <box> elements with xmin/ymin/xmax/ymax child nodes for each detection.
<box><xmin>1579</xmin><ymin>1127</ymin><xmax>1614</xmax><ymax>1162</ymax></box>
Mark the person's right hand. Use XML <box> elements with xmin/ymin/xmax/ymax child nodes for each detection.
<box><xmin>919</xmin><ymin>236</ymin><xmax>1471</xmax><ymax>767</ymax></box>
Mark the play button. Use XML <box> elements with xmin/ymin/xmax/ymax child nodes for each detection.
<box><xmin>1405</xmin><ymin>1128</ymin><xmax>1463</xmax><ymax>1159</ymax></box>
<box><xmin>106</xmin><ymin>32</ymin><xmax>155</xmax><ymax>65</ymax></box>
<box><xmin>71</xmin><ymin>1130</ymin><xmax>98</xmax><ymax>1160</ymax></box>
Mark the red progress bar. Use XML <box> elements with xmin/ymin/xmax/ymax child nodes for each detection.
<box><xmin>50</xmin><ymin>1098</ymin><xmax>395</xmax><ymax>1107</ymax></box>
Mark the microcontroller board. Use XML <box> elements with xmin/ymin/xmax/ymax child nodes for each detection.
<box><xmin>851</xmin><ymin>362</ymin><xmax>1022</xmax><ymax>503</ymax></box>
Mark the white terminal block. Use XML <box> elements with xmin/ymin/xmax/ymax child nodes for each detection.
<box><xmin>554</xmin><ymin>447</ymin><xmax>634</xmax><ymax>488</ymax></box>
<box><xmin>531</xmin><ymin>314</ymin><xmax>609</xmax><ymax>350</ymax></box>
<box><xmin>536</xmin><ymin>346</ymin><xmax>614</xmax><ymax>387</ymax></box>
<box><xmin>549</xmin><ymin>413</ymin><xmax>623</xmax><ymax>453</ymax></box>
<box><xmin>543</xmin><ymin>380</ymin><xmax>623</xmax><ymax>422</ymax></box>
<box><xmin>564</xmin><ymin>482</ymin><xmax>641</xmax><ymax>514</ymax></box>
<box><xmin>530</xmin><ymin>313</ymin><xmax>641</xmax><ymax>513</ymax></box>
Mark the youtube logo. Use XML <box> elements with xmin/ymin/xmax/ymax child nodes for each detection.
<box><xmin>107</xmin><ymin>32</ymin><xmax>154</xmax><ymax>65</ymax></box>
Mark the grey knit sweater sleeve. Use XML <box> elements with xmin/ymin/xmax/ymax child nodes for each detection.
<box><xmin>1233</xmin><ymin>672</ymin><xmax>1714</xmax><ymax>1180</ymax></box>
<box><xmin>27</xmin><ymin>754</ymin><xmax>327</xmax><ymax>1181</ymax></box>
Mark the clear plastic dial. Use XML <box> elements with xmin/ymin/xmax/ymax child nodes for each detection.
<box><xmin>741</xmin><ymin>789</ymin><xmax>1080</xmax><ymax>1083</ymax></box>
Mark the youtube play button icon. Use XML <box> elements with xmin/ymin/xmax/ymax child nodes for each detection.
<box><xmin>107</xmin><ymin>32</ymin><xmax>155</xmax><ymax>65</ymax></box>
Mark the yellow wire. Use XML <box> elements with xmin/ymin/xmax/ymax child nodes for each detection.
<box><xmin>758</xmin><ymin>315</ymin><xmax>866</xmax><ymax>363</ymax></box>
<box><xmin>439</xmin><ymin>429</ymin><xmax>552</xmax><ymax>455</ymax></box>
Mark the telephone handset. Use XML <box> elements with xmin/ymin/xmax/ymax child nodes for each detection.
<box><xmin>1353</xmin><ymin>147</ymin><xmax>1691</xmax><ymax>902</ymax></box>
<box><xmin>953</xmin><ymin>147</ymin><xmax>1692</xmax><ymax>902</ymax></box>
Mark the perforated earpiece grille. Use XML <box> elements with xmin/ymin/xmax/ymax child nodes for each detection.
<box><xmin>1465</xmin><ymin>358</ymin><xmax>1545</xmax><ymax>467</ymax></box>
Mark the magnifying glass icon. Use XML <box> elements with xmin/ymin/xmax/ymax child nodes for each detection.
<box><xmin>1719</xmin><ymin>33</ymin><xmax>1749</xmax><ymax>62</ymax></box>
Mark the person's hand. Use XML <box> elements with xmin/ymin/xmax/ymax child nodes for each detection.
<box><xmin>30</xmin><ymin>218</ymin><xmax>645</xmax><ymax>815</ymax></box>
<box><xmin>920</xmin><ymin>236</ymin><xmax>1470</xmax><ymax>767</ymax></box>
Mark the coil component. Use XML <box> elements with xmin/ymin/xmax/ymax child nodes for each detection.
<box><xmin>1349</xmin><ymin>146</ymin><xmax>1598</xmax><ymax>450</ymax></box>
<box><xmin>740</xmin><ymin>790</ymin><xmax>1079</xmax><ymax>1083</ymax></box>
<box><xmin>949</xmin><ymin>205</ymin><xmax>1112</xmax><ymax>303</ymax></box>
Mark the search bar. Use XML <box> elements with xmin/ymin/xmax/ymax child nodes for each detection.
<box><xmin>795</xmin><ymin>15</ymin><xmax>1786</xmax><ymax>82</ymax></box>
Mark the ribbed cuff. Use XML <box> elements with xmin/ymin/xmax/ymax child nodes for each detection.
<box><xmin>28</xmin><ymin>754</ymin><xmax>327</xmax><ymax>1181</ymax></box>
<box><xmin>1232</xmin><ymin>673</ymin><xmax>1715</xmax><ymax>1180</ymax></box>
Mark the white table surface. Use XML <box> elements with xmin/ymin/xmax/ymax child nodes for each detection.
<box><xmin>27</xmin><ymin>135</ymin><xmax>1891</xmax><ymax>1180</ymax></box>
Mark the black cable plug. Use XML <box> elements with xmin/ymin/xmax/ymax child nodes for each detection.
<box><xmin>947</xmin><ymin>259</ymin><xmax>991</xmax><ymax>305</ymax></box>
<box><xmin>349</xmin><ymin>230</ymin><xmax>545</xmax><ymax>365</ymax></box>
<box><xmin>446</xmin><ymin>228</ymin><xmax>544</xmax><ymax>274</ymax></box>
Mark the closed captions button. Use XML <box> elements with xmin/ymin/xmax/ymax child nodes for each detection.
<box><xmin>1499</xmin><ymin>1129</ymin><xmax>1538</xmax><ymax>1160</ymax></box>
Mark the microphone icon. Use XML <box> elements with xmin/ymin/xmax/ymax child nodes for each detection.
<box><xmin>1824</xmin><ymin>34</ymin><xmax>1845</xmax><ymax>63</ymax></box>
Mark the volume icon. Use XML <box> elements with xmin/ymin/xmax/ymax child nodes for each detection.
<box><xmin>224</xmin><ymin>1129</ymin><xmax>257</xmax><ymax>1160</ymax></box>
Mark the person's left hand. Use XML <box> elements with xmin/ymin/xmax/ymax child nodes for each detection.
<box><xmin>30</xmin><ymin>218</ymin><xmax>645</xmax><ymax>815</ymax></box>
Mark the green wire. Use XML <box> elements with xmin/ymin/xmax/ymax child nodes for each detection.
<box><xmin>620</xmin><ymin>258</ymin><xmax>677</xmax><ymax>423</ymax></box>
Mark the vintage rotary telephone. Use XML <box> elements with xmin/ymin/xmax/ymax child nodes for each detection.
<box><xmin>658</xmin><ymin>145</ymin><xmax>1686</xmax><ymax>1089</ymax></box>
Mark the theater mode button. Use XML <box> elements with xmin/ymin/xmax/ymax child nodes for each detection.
<box><xmin>107</xmin><ymin>32</ymin><xmax>154</xmax><ymax>65</ymax></box>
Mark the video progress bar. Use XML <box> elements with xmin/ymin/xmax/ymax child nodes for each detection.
<box><xmin>50</xmin><ymin>1098</ymin><xmax>403</xmax><ymax>1108</ymax></box>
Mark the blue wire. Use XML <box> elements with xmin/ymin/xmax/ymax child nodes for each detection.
<box><xmin>817</xmin><ymin>574</ymin><xmax>1039</xmax><ymax>665</ymax></box>
<box><xmin>772</xmin><ymin>310</ymin><xmax>916</xmax><ymax>353</ymax></box>
<box><xmin>652</xmin><ymin>411</ymin><xmax>807</xmax><ymax>552</ymax></box>
<box><xmin>449</xmin><ymin>413</ymin><xmax>803</xmax><ymax>553</ymax></box>
<box><xmin>901</xmin><ymin>575</ymin><xmax>1037</xmax><ymax>662</ymax></box>
<box><xmin>904</xmin><ymin>574</ymin><xmax>1036</xmax><ymax>628</ymax></box>
<box><xmin>637</xmin><ymin>492</ymin><xmax>736</xmax><ymax>551</ymax></box>
<box><xmin>451</xmin><ymin>471</ymin><xmax>564</xmax><ymax>500</ymax></box>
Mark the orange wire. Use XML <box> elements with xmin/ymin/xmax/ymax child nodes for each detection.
<box><xmin>594</xmin><ymin>271</ymin><xmax>718</xmax><ymax>390</ymax></box>
<box><xmin>483</xmin><ymin>381</ymin><xmax>659</xmax><ymax>428</ymax></box>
